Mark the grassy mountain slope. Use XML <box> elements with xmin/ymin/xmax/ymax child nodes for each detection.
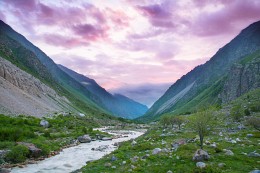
<box><xmin>59</xmin><ymin>65</ymin><xmax>148</xmax><ymax>119</ymax></box>
<box><xmin>139</xmin><ymin>21</ymin><xmax>260</xmax><ymax>122</ymax></box>
<box><xmin>0</xmin><ymin>20</ymin><xmax>117</xmax><ymax>118</ymax></box>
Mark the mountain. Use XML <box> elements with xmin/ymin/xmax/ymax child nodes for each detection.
<box><xmin>0</xmin><ymin>21</ymin><xmax>109</xmax><ymax>117</ymax></box>
<box><xmin>139</xmin><ymin>21</ymin><xmax>260</xmax><ymax>122</ymax></box>
<box><xmin>58</xmin><ymin>65</ymin><xmax>148</xmax><ymax>119</ymax></box>
<box><xmin>0</xmin><ymin>20</ymin><xmax>147</xmax><ymax>119</ymax></box>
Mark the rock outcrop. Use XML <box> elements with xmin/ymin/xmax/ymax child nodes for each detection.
<box><xmin>0</xmin><ymin>56</ymin><xmax>72</xmax><ymax>117</ymax></box>
<box><xmin>221</xmin><ymin>56</ymin><xmax>260</xmax><ymax>103</ymax></box>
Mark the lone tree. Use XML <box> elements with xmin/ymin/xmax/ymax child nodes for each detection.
<box><xmin>160</xmin><ymin>115</ymin><xmax>170</xmax><ymax>128</ymax></box>
<box><xmin>189</xmin><ymin>110</ymin><xmax>214</xmax><ymax>149</ymax></box>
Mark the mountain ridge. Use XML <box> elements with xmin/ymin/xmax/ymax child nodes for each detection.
<box><xmin>58</xmin><ymin>64</ymin><xmax>148</xmax><ymax>119</ymax></box>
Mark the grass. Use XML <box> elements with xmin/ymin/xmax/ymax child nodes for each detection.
<box><xmin>81</xmin><ymin>99</ymin><xmax>260</xmax><ymax>173</ymax></box>
<box><xmin>0</xmin><ymin>114</ymin><xmax>110</xmax><ymax>164</ymax></box>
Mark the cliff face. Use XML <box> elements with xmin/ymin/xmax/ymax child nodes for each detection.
<box><xmin>221</xmin><ymin>55</ymin><xmax>260</xmax><ymax>103</ymax></box>
<box><xmin>0</xmin><ymin>56</ymin><xmax>72</xmax><ymax>117</ymax></box>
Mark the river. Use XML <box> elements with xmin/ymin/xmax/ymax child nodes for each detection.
<box><xmin>11</xmin><ymin>129</ymin><xmax>144</xmax><ymax>173</ymax></box>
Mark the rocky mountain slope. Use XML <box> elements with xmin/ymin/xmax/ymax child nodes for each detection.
<box><xmin>59</xmin><ymin>65</ymin><xmax>148</xmax><ymax>119</ymax></box>
<box><xmin>140</xmin><ymin>21</ymin><xmax>260</xmax><ymax>121</ymax></box>
<box><xmin>0</xmin><ymin>57</ymin><xmax>74</xmax><ymax>117</ymax></box>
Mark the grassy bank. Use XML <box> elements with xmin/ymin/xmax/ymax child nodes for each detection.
<box><xmin>0</xmin><ymin>113</ymin><xmax>109</xmax><ymax>165</ymax></box>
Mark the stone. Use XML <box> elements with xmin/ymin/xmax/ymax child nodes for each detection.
<box><xmin>122</xmin><ymin>161</ymin><xmax>126</xmax><ymax>165</ymax></box>
<box><xmin>93</xmin><ymin>145</ymin><xmax>109</xmax><ymax>152</ymax></box>
<box><xmin>0</xmin><ymin>168</ymin><xmax>11</xmax><ymax>173</ymax></box>
<box><xmin>131</xmin><ymin>165</ymin><xmax>136</xmax><ymax>169</ymax></box>
<box><xmin>17</xmin><ymin>142</ymin><xmax>42</xmax><ymax>157</ymax></box>
<box><xmin>247</xmin><ymin>134</ymin><xmax>254</xmax><ymax>138</ymax></box>
<box><xmin>104</xmin><ymin>162</ymin><xmax>112</xmax><ymax>167</ymax></box>
<box><xmin>152</xmin><ymin>148</ymin><xmax>162</xmax><ymax>155</ymax></box>
<box><xmin>218</xmin><ymin>163</ymin><xmax>226</xmax><ymax>168</ymax></box>
<box><xmin>102</xmin><ymin>137</ymin><xmax>113</xmax><ymax>141</ymax></box>
<box><xmin>0</xmin><ymin>149</ymin><xmax>10</xmax><ymax>159</ymax></box>
<box><xmin>78</xmin><ymin>135</ymin><xmax>91</xmax><ymax>143</ymax></box>
<box><xmin>111</xmin><ymin>155</ymin><xmax>117</xmax><ymax>161</ymax></box>
<box><xmin>236</xmin><ymin>138</ymin><xmax>241</xmax><ymax>142</ymax></box>
<box><xmin>142</xmin><ymin>154</ymin><xmax>150</xmax><ymax>159</ymax></box>
<box><xmin>196</xmin><ymin>162</ymin><xmax>206</xmax><ymax>169</ymax></box>
<box><xmin>167</xmin><ymin>171</ymin><xmax>173</xmax><ymax>173</ymax></box>
<box><xmin>131</xmin><ymin>140</ymin><xmax>137</xmax><ymax>146</ymax></box>
<box><xmin>230</xmin><ymin>140</ymin><xmax>237</xmax><ymax>144</ymax></box>
<box><xmin>112</xmin><ymin>166</ymin><xmax>116</xmax><ymax>169</ymax></box>
<box><xmin>131</xmin><ymin>156</ymin><xmax>139</xmax><ymax>162</ymax></box>
<box><xmin>250</xmin><ymin>170</ymin><xmax>260</xmax><ymax>173</ymax></box>
<box><xmin>210</xmin><ymin>142</ymin><xmax>217</xmax><ymax>148</ymax></box>
<box><xmin>225</xmin><ymin>150</ymin><xmax>234</xmax><ymax>156</ymax></box>
<box><xmin>40</xmin><ymin>120</ymin><xmax>49</xmax><ymax>128</ymax></box>
<box><xmin>193</xmin><ymin>149</ymin><xmax>210</xmax><ymax>161</ymax></box>
<box><xmin>248</xmin><ymin>152</ymin><xmax>260</xmax><ymax>157</ymax></box>
<box><xmin>219</xmin><ymin>132</ymin><xmax>223</xmax><ymax>136</ymax></box>
<box><xmin>63</xmin><ymin>163</ymin><xmax>72</xmax><ymax>167</ymax></box>
<box><xmin>79</xmin><ymin>113</ymin><xmax>85</xmax><ymax>117</ymax></box>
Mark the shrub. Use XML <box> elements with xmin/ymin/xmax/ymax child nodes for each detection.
<box><xmin>246</xmin><ymin>117</ymin><xmax>260</xmax><ymax>131</ymax></box>
<box><xmin>5</xmin><ymin>145</ymin><xmax>29</xmax><ymax>163</ymax></box>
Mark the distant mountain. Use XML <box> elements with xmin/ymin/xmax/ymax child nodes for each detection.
<box><xmin>58</xmin><ymin>65</ymin><xmax>148</xmax><ymax>119</ymax></box>
<box><xmin>139</xmin><ymin>21</ymin><xmax>260</xmax><ymax>122</ymax></box>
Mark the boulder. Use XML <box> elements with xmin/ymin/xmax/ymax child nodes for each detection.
<box><xmin>0</xmin><ymin>150</ymin><xmax>10</xmax><ymax>159</ymax></box>
<box><xmin>17</xmin><ymin>142</ymin><xmax>42</xmax><ymax>158</ymax></box>
<box><xmin>111</xmin><ymin>155</ymin><xmax>117</xmax><ymax>161</ymax></box>
<box><xmin>78</xmin><ymin>135</ymin><xmax>91</xmax><ymax>143</ymax></box>
<box><xmin>250</xmin><ymin>170</ymin><xmax>260</xmax><ymax>173</ymax></box>
<box><xmin>0</xmin><ymin>168</ymin><xmax>11</xmax><ymax>173</ymax></box>
<box><xmin>152</xmin><ymin>148</ymin><xmax>162</xmax><ymax>155</ymax></box>
<box><xmin>131</xmin><ymin>140</ymin><xmax>137</xmax><ymax>146</ymax></box>
<box><xmin>40</xmin><ymin>120</ymin><xmax>49</xmax><ymax>128</ymax></box>
<box><xmin>193</xmin><ymin>149</ymin><xmax>210</xmax><ymax>161</ymax></box>
<box><xmin>225</xmin><ymin>150</ymin><xmax>234</xmax><ymax>156</ymax></box>
<box><xmin>196</xmin><ymin>162</ymin><xmax>206</xmax><ymax>169</ymax></box>
<box><xmin>247</xmin><ymin>134</ymin><xmax>254</xmax><ymax>138</ymax></box>
<box><xmin>102</xmin><ymin>137</ymin><xmax>112</xmax><ymax>141</ymax></box>
<box><xmin>130</xmin><ymin>156</ymin><xmax>139</xmax><ymax>163</ymax></box>
<box><xmin>218</xmin><ymin>163</ymin><xmax>226</xmax><ymax>168</ymax></box>
<box><xmin>248</xmin><ymin>152</ymin><xmax>260</xmax><ymax>157</ymax></box>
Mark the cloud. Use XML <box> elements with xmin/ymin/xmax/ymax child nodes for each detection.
<box><xmin>40</xmin><ymin>34</ymin><xmax>87</xmax><ymax>48</ymax></box>
<box><xmin>136</xmin><ymin>1</ymin><xmax>178</xmax><ymax>28</ymax></box>
<box><xmin>72</xmin><ymin>23</ymin><xmax>108</xmax><ymax>41</ymax></box>
<box><xmin>193</xmin><ymin>0</ymin><xmax>260</xmax><ymax>36</ymax></box>
<box><xmin>110</xmin><ymin>83</ymin><xmax>172</xmax><ymax>107</ymax></box>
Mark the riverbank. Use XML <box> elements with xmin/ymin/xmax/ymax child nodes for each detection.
<box><xmin>9</xmin><ymin>129</ymin><xmax>145</xmax><ymax>173</ymax></box>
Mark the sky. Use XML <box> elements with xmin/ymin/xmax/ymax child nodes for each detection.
<box><xmin>1</xmin><ymin>0</ymin><xmax>260</xmax><ymax>107</ymax></box>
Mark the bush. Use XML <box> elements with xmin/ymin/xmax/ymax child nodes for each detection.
<box><xmin>5</xmin><ymin>145</ymin><xmax>29</xmax><ymax>163</ymax></box>
<box><xmin>246</xmin><ymin>117</ymin><xmax>260</xmax><ymax>131</ymax></box>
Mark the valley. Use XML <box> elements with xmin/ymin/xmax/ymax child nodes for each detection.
<box><xmin>0</xmin><ymin>1</ymin><xmax>260</xmax><ymax>173</ymax></box>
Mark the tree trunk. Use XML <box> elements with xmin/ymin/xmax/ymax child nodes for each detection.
<box><xmin>199</xmin><ymin>133</ymin><xmax>203</xmax><ymax>149</ymax></box>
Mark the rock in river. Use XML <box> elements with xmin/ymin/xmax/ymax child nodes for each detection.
<box><xmin>78</xmin><ymin>135</ymin><xmax>91</xmax><ymax>143</ymax></box>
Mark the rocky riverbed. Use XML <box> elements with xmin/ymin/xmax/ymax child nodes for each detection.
<box><xmin>10</xmin><ymin>129</ymin><xmax>145</xmax><ymax>173</ymax></box>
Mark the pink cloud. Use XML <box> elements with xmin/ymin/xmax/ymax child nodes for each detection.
<box><xmin>193</xmin><ymin>0</ymin><xmax>260</xmax><ymax>36</ymax></box>
<box><xmin>6</xmin><ymin>0</ymin><xmax>36</xmax><ymax>11</ymax></box>
<box><xmin>0</xmin><ymin>11</ymin><xmax>6</xmax><ymax>21</ymax></box>
<box><xmin>136</xmin><ymin>1</ymin><xmax>179</xmax><ymax>28</ymax></box>
<box><xmin>72</xmin><ymin>23</ymin><xmax>108</xmax><ymax>41</ymax></box>
<box><xmin>41</xmin><ymin>34</ymin><xmax>87</xmax><ymax>48</ymax></box>
<box><xmin>105</xmin><ymin>8</ymin><xmax>130</xmax><ymax>29</ymax></box>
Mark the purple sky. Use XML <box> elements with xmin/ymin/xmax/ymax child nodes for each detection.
<box><xmin>1</xmin><ymin>0</ymin><xmax>260</xmax><ymax>106</ymax></box>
